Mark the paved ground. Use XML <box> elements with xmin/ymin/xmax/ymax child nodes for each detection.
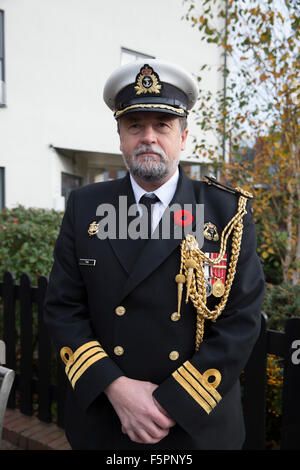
<box><xmin>2</xmin><ymin>408</ymin><xmax>71</xmax><ymax>450</ymax></box>
<box><xmin>1</xmin><ymin>438</ymin><xmax>22</xmax><ymax>450</ymax></box>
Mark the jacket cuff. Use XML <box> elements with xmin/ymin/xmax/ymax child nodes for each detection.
<box><xmin>60</xmin><ymin>341</ymin><xmax>124</xmax><ymax>411</ymax></box>
<box><xmin>153</xmin><ymin>361</ymin><xmax>222</xmax><ymax>436</ymax></box>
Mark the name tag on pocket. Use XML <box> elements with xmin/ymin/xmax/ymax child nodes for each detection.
<box><xmin>79</xmin><ymin>258</ymin><xmax>96</xmax><ymax>266</ymax></box>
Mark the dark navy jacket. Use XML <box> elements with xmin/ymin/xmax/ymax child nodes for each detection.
<box><xmin>44</xmin><ymin>166</ymin><xmax>265</xmax><ymax>450</ymax></box>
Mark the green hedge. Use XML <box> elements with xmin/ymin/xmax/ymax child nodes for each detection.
<box><xmin>263</xmin><ymin>282</ymin><xmax>300</xmax><ymax>331</ymax></box>
<box><xmin>0</xmin><ymin>205</ymin><xmax>63</xmax><ymax>283</ymax></box>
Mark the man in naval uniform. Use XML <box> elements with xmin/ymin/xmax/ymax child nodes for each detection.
<box><xmin>44</xmin><ymin>60</ymin><xmax>265</xmax><ymax>450</ymax></box>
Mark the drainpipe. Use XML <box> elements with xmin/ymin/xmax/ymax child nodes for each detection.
<box><xmin>222</xmin><ymin>0</ymin><xmax>228</xmax><ymax>162</ymax></box>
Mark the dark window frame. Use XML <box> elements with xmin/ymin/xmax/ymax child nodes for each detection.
<box><xmin>0</xmin><ymin>167</ymin><xmax>5</xmax><ymax>210</ymax></box>
<box><xmin>61</xmin><ymin>171</ymin><xmax>83</xmax><ymax>207</ymax></box>
<box><xmin>0</xmin><ymin>10</ymin><xmax>5</xmax><ymax>107</ymax></box>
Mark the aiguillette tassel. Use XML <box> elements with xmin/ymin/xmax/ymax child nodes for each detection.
<box><xmin>185</xmin><ymin>259</ymin><xmax>197</xmax><ymax>302</ymax></box>
<box><xmin>175</xmin><ymin>274</ymin><xmax>186</xmax><ymax>317</ymax></box>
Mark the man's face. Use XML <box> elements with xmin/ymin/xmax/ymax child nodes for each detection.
<box><xmin>118</xmin><ymin>112</ymin><xmax>188</xmax><ymax>183</ymax></box>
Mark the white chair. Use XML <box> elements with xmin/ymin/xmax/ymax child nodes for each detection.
<box><xmin>0</xmin><ymin>340</ymin><xmax>15</xmax><ymax>450</ymax></box>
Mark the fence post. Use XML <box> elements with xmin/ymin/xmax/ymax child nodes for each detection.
<box><xmin>242</xmin><ymin>312</ymin><xmax>268</xmax><ymax>449</ymax></box>
<box><xmin>2</xmin><ymin>271</ymin><xmax>16</xmax><ymax>409</ymax></box>
<box><xmin>0</xmin><ymin>340</ymin><xmax>5</xmax><ymax>364</ymax></box>
<box><xmin>37</xmin><ymin>276</ymin><xmax>52</xmax><ymax>422</ymax></box>
<box><xmin>281</xmin><ymin>317</ymin><xmax>300</xmax><ymax>450</ymax></box>
<box><xmin>19</xmin><ymin>273</ymin><xmax>33</xmax><ymax>416</ymax></box>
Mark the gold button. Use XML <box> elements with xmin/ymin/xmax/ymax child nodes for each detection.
<box><xmin>169</xmin><ymin>350</ymin><xmax>179</xmax><ymax>361</ymax></box>
<box><xmin>171</xmin><ymin>312</ymin><xmax>181</xmax><ymax>322</ymax></box>
<box><xmin>114</xmin><ymin>346</ymin><xmax>124</xmax><ymax>356</ymax></box>
<box><xmin>115</xmin><ymin>306</ymin><xmax>126</xmax><ymax>316</ymax></box>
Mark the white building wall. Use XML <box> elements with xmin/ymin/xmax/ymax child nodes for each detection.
<box><xmin>0</xmin><ymin>0</ymin><xmax>222</xmax><ymax>209</ymax></box>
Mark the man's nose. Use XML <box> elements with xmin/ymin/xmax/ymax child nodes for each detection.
<box><xmin>140</xmin><ymin>125</ymin><xmax>157</xmax><ymax>144</ymax></box>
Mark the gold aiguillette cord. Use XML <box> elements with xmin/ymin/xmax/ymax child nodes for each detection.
<box><xmin>174</xmin><ymin>195</ymin><xmax>248</xmax><ymax>351</ymax></box>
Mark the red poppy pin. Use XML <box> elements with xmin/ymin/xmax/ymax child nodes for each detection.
<box><xmin>173</xmin><ymin>210</ymin><xmax>194</xmax><ymax>227</ymax></box>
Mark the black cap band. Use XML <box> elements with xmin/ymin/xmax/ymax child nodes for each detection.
<box><xmin>115</xmin><ymin>81</ymin><xmax>188</xmax><ymax>119</ymax></box>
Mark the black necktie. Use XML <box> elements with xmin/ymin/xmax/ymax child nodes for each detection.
<box><xmin>139</xmin><ymin>194</ymin><xmax>160</xmax><ymax>238</ymax></box>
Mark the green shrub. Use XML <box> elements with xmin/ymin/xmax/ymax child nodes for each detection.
<box><xmin>262</xmin><ymin>282</ymin><xmax>300</xmax><ymax>449</ymax></box>
<box><xmin>256</xmin><ymin>221</ymin><xmax>283</xmax><ymax>285</ymax></box>
<box><xmin>0</xmin><ymin>205</ymin><xmax>63</xmax><ymax>283</ymax></box>
<box><xmin>263</xmin><ymin>282</ymin><xmax>300</xmax><ymax>331</ymax></box>
<box><xmin>0</xmin><ymin>206</ymin><xmax>64</xmax><ymax>413</ymax></box>
<box><xmin>265</xmin><ymin>354</ymin><xmax>283</xmax><ymax>449</ymax></box>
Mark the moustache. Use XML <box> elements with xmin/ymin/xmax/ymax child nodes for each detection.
<box><xmin>132</xmin><ymin>145</ymin><xmax>167</xmax><ymax>162</ymax></box>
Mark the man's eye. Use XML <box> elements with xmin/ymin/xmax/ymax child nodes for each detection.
<box><xmin>128</xmin><ymin>124</ymin><xmax>141</xmax><ymax>132</ymax></box>
<box><xmin>157</xmin><ymin>122</ymin><xmax>171</xmax><ymax>132</ymax></box>
<box><xmin>156</xmin><ymin>122</ymin><xmax>169</xmax><ymax>129</ymax></box>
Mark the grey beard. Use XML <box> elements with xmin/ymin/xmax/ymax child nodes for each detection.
<box><xmin>123</xmin><ymin>145</ymin><xmax>179</xmax><ymax>182</ymax></box>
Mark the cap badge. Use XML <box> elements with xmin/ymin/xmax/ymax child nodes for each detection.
<box><xmin>204</xmin><ymin>222</ymin><xmax>219</xmax><ymax>242</ymax></box>
<box><xmin>134</xmin><ymin>64</ymin><xmax>162</xmax><ymax>95</ymax></box>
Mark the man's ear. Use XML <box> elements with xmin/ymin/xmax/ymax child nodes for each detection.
<box><xmin>180</xmin><ymin>129</ymin><xmax>189</xmax><ymax>151</ymax></box>
<box><xmin>119</xmin><ymin>136</ymin><xmax>123</xmax><ymax>154</ymax></box>
<box><xmin>117</xmin><ymin>120</ymin><xmax>123</xmax><ymax>152</ymax></box>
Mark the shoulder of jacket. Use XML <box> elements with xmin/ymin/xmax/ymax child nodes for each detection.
<box><xmin>202</xmin><ymin>175</ymin><xmax>253</xmax><ymax>199</ymax></box>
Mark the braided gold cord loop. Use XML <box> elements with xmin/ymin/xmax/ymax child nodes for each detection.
<box><xmin>177</xmin><ymin>196</ymin><xmax>248</xmax><ymax>351</ymax></box>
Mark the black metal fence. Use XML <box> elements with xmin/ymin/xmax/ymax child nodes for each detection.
<box><xmin>0</xmin><ymin>270</ymin><xmax>299</xmax><ymax>450</ymax></box>
<box><xmin>0</xmin><ymin>271</ymin><xmax>67</xmax><ymax>427</ymax></box>
<box><xmin>242</xmin><ymin>312</ymin><xmax>300</xmax><ymax>449</ymax></box>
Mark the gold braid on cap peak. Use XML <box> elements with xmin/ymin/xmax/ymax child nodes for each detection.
<box><xmin>114</xmin><ymin>103</ymin><xmax>186</xmax><ymax>118</ymax></box>
<box><xmin>175</xmin><ymin>194</ymin><xmax>248</xmax><ymax>351</ymax></box>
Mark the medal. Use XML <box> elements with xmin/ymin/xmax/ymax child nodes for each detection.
<box><xmin>205</xmin><ymin>279</ymin><xmax>212</xmax><ymax>297</ymax></box>
<box><xmin>206</xmin><ymin>252</ymin><xmax>227</xmax><ymax>298</ymax></box>
<box><xmin>203</xmin><ymin>259</ymin><xmax>212</xmax><ymax>297</ymax></box>
<box><xmin>212</xmin><ymin>279</ymin><xmax>225</xmax><ymax>297</ymax></box>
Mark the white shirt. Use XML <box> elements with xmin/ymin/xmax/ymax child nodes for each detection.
<box><xmin>130</xmin><ymin>168</ymin><xmax>179</xmax><ymax>232</ymax></box>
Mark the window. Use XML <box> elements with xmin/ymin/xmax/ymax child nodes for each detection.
<box><xmin>102</xmin><ymin>170</ymin><xmax>126</xmax><ymax>181</ymax></box>
<box><xmin>0</xmin><ymin>167</ymin><xmax>5</xmax><ymax>210</ymax></box>
<box><xmin>183</xmin><ymin>164</ymin><xmax>215</xmax><ymax>181</ymax></box>
<box><xmin>121</xmin><ymin>47</ymin><xmax>155</xmax><ymax>65</ymax></box>
<box><xmin>61</xmin><ymin>172</ymin><xmax>82</xmax><ymax>207</ymax></box>
<box><xmin>0</xmin><ymin>11</ymin><xmax>5</xmax><ymax>106</ymax></box>
<box><xmin>184</xmin><ymin>165</ymin><xmax>201</xmax><ymax>181</ymax></box>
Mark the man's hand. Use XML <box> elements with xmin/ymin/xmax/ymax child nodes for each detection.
<box><xmin>104</xmin><ymin>376</ymin><xmax>176</xmax><ymax>444</ymax></box>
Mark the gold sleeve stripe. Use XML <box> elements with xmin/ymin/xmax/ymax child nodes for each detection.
<box><xmin>183</xmin><ymin>362</ymin><xmax>222</xmax><ymax>403</ymax></box>
<box><xmin>60</xmin><ymin>340</ymin><xmax>109</xmax><ymax>389</ymax></box>
<box><xmin>177</xmin><ymin>366</ymin><xmax>217</xmax><ymax>410</ymax></box>
<box><xmin>67</xmin><ymin>346</ymin><xmax>106</xmax><ymax>379</ymax></box>
<box><xmin>72</xmin><ymin>341</ymin><xmax>101</xmax><ymax>362</ymax></box>
<box><xmin>65</xmin><ymin>344</ymin><xmax>104</xmax><ymax>375</ymax></box>
<box><xmin>172</xmin><ymin>371</ymin><xmax>212</xmax><ymax>414</ymax></box>
<box><xmin>71</xmin><ymin>351</ymin><xmax>108</xmax><ymax>389</ymax></box>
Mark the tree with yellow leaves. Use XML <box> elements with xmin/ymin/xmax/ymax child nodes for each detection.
<box><xmin>183</xmin><ymin>0</ymin><xmax>299</xmax><ymax>284</ymax></box>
